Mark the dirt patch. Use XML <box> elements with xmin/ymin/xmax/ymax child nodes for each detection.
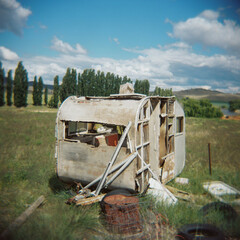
<box><xmin>221</xmin><ymin>115</ymin><xmax>240</xmax><ymax>121</ymax></box>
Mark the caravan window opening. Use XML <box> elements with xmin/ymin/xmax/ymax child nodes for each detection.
<box><xmin>68</xmin><ymin>121</ymin><xmax>88</xmax><ymax>136</ymax></box>
<box><xmin>176</xmin><ymin>117</ymin><xmax>184</xmax><ymax>134</ymax></box>
<box><xmin>64</xmin><ymin>121</ymin><xmax>128</xmax><ymax>148</ymax></box>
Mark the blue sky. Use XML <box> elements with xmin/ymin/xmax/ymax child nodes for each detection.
<box><xmin>0</xmin><ymin>0</ymin><xmax>240</xmax><ymax>93</ymax></box>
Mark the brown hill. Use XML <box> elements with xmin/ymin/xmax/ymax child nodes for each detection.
<box><xmin>173</xmin><ymin>88</ymin><xmax>240</xmax><ymax>102</ymax></box>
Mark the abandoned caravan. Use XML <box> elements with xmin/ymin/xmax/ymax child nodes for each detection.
<box><xmin>55</xmin><ymin>84</ymin><xmax>185</xmax><ymax>194</ymax></box>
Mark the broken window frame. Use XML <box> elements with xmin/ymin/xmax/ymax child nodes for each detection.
<box><xmin>62</xmin><ymin>120</ymin><xmax>130</xmax><ymax>149</ymax></box>
<box><xmin>176</xmin><ymin>116</ymin><xmax>184</xmax><ymax>135</ymax></box>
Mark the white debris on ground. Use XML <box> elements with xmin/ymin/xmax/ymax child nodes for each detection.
<box><xmin>147</xmin><ymin>178</ymin><xmax>178</xmax><ymax>206</ymax></box>
<box><xmin>175</xmin><ymin>177</ymin><xmax>189</xmax><ymax>185</ymax></box>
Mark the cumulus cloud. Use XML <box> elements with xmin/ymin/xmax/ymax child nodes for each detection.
<box><xmin>0</xmin><ymin>0</ymin><xmax>31</xmax><ymax>36</ymax></box>
<box><xmin>168</xmin><ymin>10</ymin><xmax>240</xmax><ymax>54</ymax></box>
<box><xmin>199</xmin><ymin>9</ymin><xmax>219</xmax><ymax>20</ymax></box>
<box><xmin>1</xmin><ymin>37</ymin><xmax>239</xmax><ymax>93</ymax></box>
<box><xmin>0</xmin><ymin>46</ymin><xmax>19</xmax><ymax>61</ymax></box>
<box><xmin>51</xmin><ymin>37</ymin><xmax>87</xmax><ymax>55</ymax></box>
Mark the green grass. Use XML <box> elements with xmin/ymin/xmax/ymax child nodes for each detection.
<box><xmin>0</xmin><ymin>107</ymin><xmax>240</xmax><ymax>239</ymax></box>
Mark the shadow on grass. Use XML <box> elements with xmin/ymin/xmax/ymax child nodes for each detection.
<box><xmin>48</xmin><ymin>174</ymin><xmax>68</xmax><ymax>194</ymax></box>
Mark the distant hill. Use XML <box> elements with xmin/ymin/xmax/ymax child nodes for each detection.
<box><xmin>173</xmin><ymin>88</ymin><xmax>240</xmax><ymax>102</ymax></box>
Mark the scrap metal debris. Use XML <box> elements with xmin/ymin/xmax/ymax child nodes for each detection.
<box><xmin>147</xmin><ymin>178</ymin><xmax>178</xmax><ymax>205</ymax></box>
<box><xmin>203</xmin><ymin>181</ymin><xmax>240</xmax><ymax>205</ymax></box>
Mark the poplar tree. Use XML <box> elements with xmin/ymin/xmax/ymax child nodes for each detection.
<box><xmin>81</xmin><ymin>69</ymin><xmax>89</xmax><ymax>96</ymax></box>
<box><xmin>0</xmin><ymin>62</ymin><xmax>5</xmax><ymax>106</ymax></box>
<box><xmin>134</xmin><ymin>79</ymin><xmax>150</xmax><ymax>95</ymax></box>
<box><xmin>53</xmin><ymin>75</ymin><xmax>59</xmax><ymax>107</ymax></box>
<box><xmin>6</xmin><ymin>70</ymin><xmax>13</xmax><ymax>106</ymax></box>
<box><xmin>44</xmin><ymin>87</ymin><xmax>48</xmax><ymax>105</ymax></box>
<box><xmin>88</xmin><ymin>69</ymin><xmax>96</xmax><ymax>96</ymax></box>
<box><xmin>77</xmin><ymin>73</ymin><xmax>81</xmax><ymax>96</ymax></box>
<box><xmin>32</xmin><ymin>76</ymin><xmax>38</xmax><ymax>105</ymax></box>
<box><xmin>60</xmin><ymin>68</ymin><xmax>71</xmax><ymax>102</ymax></box>
<box><xmin>70</xmin><ymin>68</ymin><xmax>77</xmax><ymax>96</ymax></box>
<box><xmin>37</xmin><ymin>76</ymin><xmax>43</xmax><ymax>105</ymax></box>
<box><xmin>134</xmin><ymin>80</ymin><xmax>140</xmax><ymax>93</ymax></box>
<box><xmin>14</xmin><ymin>61</ymin><xmax>28</xmax><ymax>107</ymax></box>
<box><xmin>100</xmin><ymin>71</ymin><xmax>105</xmax><ymax>96</ymax></box>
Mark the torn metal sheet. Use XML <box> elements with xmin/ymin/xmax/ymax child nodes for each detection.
<box><xmin>147</xmin><ymin>178</ymin><xmax>178</xmax><ymax>205</ymax></box>
<box><xmin>203</xmin><ymin>181</ymin><xmax>240</xmax><ymax>205</ymax></box>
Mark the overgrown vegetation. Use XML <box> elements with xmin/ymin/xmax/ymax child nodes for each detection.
<box><xmin>0</xmin><ymin>106</ymin><xmax>239</xmax><ymax>239</ymax></box>
<box><xmin>229</xmin><ymin>100</ymin><xmax>240</xmax><ymax>112</ymax></box>
<box><xmin>182</xmin><ymin>98</ymin><xmax>223</xmax><ymax>118</ymax></box>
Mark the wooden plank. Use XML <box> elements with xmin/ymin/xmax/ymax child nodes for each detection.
<box><xmin>1</xmin><ymin>196</ymin><xmax>45</xmax><ymax>240</ymax></box>
<box><xmin>75</xmin><ymin>194</ymin><xmax>105</xmax><ymax>206</ymax></box>
<box><xmin>165</xmin><ymin>186</ymin><xmax>191</xmax><ymax>201</ymax></box>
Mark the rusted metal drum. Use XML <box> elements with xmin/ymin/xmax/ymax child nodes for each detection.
<box><xmin>102</xmin><ymin>194</ymin><xmax>142</xmax><ymax>234</ymax></box>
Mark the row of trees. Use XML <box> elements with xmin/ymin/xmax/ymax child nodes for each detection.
<box><xmin>0</xmin><ymin>62</ymin><xmax>28</xmax><ymax>107</ymax></box>
<box><xmin>153</xmin><ymin>86</ymin><xmax>173</xmax><ymax>96</ymax></box>
<box><xmin>0</xmin><ymin>62</ymin><xmax>153</xmax><ymax>108</ymax></box>
<box><xmin>2</xmin><ymin>61</ymin><xmax>184</xmax><ymax>110</ymax></box>
<box><xmin>59</xmin><ymin>68</ymin><xmax>133</xmax><ymax>102</ymax></box>
<box><xmin>182</xmin><ymin>98</ymin><xmax>223</xmax><ymax>118</ymax></box>
<box><xmin>0</xmin><ymin>62</ymin><xmax>49</xmax><ymax>107</ymax></box>
<box><xmin>3</xmin><ymin>61</ymin><xmax>227</xmax><ymax>120</ymax></box>
<box><xmin>49</xmin><ymin>68</ymin><xmax>152</xmax><ymax>107</ymax></box>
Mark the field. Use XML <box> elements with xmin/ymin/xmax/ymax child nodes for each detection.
<box><xmin>0</xmin><ymin>106</ymin><xmax>240</xmax><ymax>239</ymax></box>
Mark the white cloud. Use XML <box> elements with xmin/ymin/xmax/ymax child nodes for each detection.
<box><xmin>199</xmin><ymin>10</ymin><xmax>219</xmax><ymax>20</ymax></box>
<box><xmin>113</xmin><ymin>38</ymin><xmax>120</xmax><ymax>44</ymax></box>
<box><xmin>51</xmin><ymin>37</ymin><xmax>87</xmax><ymax>55</ymax></box>
<box><xmin>39</xmin><ymin>23</ymin><xmax>47</xmax><ymax>29</ymax></box>
<box><xmin>1</xmin><ymin>37</ymin><xmax>239</xmax><ymax>93</ymax></box>
<box><xmin>0</xmin><ymin>46</ymin><xmax>19</xmax><ymax>61</ymax></box>
<box><xmin>0</xmin><ymin>0</ymin><xmax>31</xmax><ymax>36</ymax></box>
<box><xmin>169</xmin><ymin>10</ymin><xmax>240</xmax><ymax>54</ymax></box>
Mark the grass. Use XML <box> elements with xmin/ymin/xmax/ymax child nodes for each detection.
<box><xmin>0</xmin><ymin>106</ymin><xmax>240</xmax><ymax>239</ymax></box>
